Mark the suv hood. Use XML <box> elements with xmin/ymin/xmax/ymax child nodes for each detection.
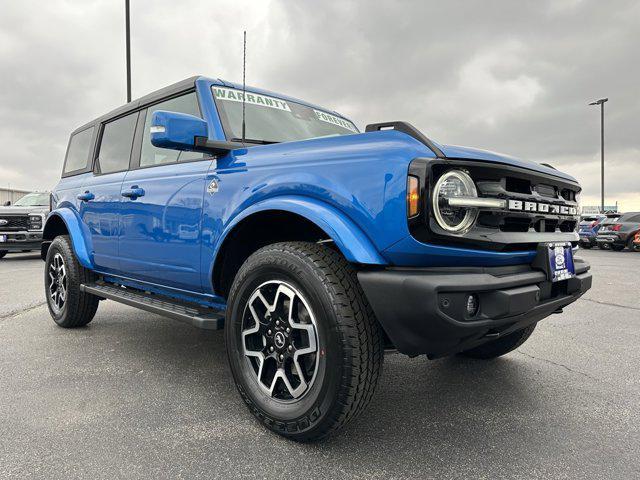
<box><xmin>439</xmin><ymin>144</ymin><xmax>577</xmax><ymax>183</ymax></box>
<box><xmin>0</xmin><ymin>206</ymin><xmax>49</xmax><ymax>216</ymax></box>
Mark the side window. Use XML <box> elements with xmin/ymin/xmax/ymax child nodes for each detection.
<box><xmin>63</xmin><ymin>127</ymin><xmax>94</xmax><ymax>174</ymax></box>
<box><xmin>139</xmin><ymin>92</ymin><xmax>204</xmax><ymax>168</ymax></box>
<box><xmin>97</xmin><ymin>112</ymin><xmax>138</xmax><ymax>174</ymax></box>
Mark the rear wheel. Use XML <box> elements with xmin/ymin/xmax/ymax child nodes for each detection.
<box><xmin>459</xmin><ymin>324</ymin><xmax>536</xmax><ymax>359</ymax></box>
<box><xmin>45</xmin><ymin>235</ymin><xmax>99</xmax><ymax>328</ymax></box>
<box><xmin>225</xmin><ymin>242</ymin><xmax>384</xmax><ymax>441</ymax></box>
<box><xmin>0</xmin><ymin>250</ymin><xmax>7</xmax><ymax>259</ymax></box>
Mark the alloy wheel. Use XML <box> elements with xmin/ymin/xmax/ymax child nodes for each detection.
<box><xmin>48</xmin><ymin>253</ymin><xmax>67</xmax><ymax>313</ymax></box>
<box><xmin>241</xmin><ymin>280</ymin><xmax>319</xmax><ymax>401</ymax></box>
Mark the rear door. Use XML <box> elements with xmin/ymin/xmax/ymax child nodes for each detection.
<box><xmin>118</xmin><ymin>92</ymin><xmax>213</xmax><ymax>292</ymax></box>
<box><xmin>79</xmin><ymin>111</ymin><xmax>139</xmax><ymax>272</ymax></box>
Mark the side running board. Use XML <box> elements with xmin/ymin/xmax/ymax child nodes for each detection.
<box><xmin>80</xmin><ymin>282</ymin><xmax>225</xmax><ymax>330</ymax></box>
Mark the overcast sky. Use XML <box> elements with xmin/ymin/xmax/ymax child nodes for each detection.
<box><xmin>0</xmin><ymin>0</ymin><xmax>638</xmax><ymax>209</ymax></box>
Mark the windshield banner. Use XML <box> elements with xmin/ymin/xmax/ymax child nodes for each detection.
<box><xmin>314</xmin><ymin>109</ymin><xmax>358</xmax><ymax>133</ymax></box>
<box><xmin>213</xmin><ymin>87</ymin><xmax>291</xmax><ymax>112</ymax></box>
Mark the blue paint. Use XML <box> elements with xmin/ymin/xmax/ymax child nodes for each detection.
<box><xmin>150</xmin><ymin>110</ymin><xmax>208</xmax><ymax>150</ymax></box>
<box><xmin>47</xmin><ymin>75</ymin><xmax>582</xmax><ymax>300</ymax></box>
<box><xmin>438</xmin><ymin>144</ymin><xmax>577</xmax><ymax>182</ymax></box>
<box><xmin>43</xmin><ymin>208</ymin><xmax>94</xmax><ymax>269</ymax></box>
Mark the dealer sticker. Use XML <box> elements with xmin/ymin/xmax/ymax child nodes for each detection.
<box><xmin>212</xmin><ymin>87</ymin><xmax>291</xmax><ymax>112</ymax></box>
<box><xmin>314</xmin><ymin>109</ymin><xmax>358</xmax><ymax>133</ymax></box>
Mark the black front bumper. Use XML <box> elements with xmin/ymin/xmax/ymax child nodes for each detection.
<box><xmin>358</xmin><ymin>258</ymin><xmax>592</xmax><ymax>358</ymax></box>
<box><xmin>0</xmin><ymin>232</ymin><xmax>43</xmax><ymax>252</ymax></box>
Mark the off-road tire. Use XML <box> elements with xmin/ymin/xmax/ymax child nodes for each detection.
<box><xmin>45</xmin><ymin>235</ymin><xmax>99</xmax><ymax>328</ymax></box>
<box><xmin>459</xmin><ymin>324</ymin><xmax>536</xmax><ymax>359</ymax></box>
<box><xmin>225</xmin><ymin>242</ymin><xmax>384</xmax><ymax>441</ymax></box>
<box><xmin>0</xmin><ymin>250</ymin><xmax>7</xmax><ymax>259</ymax></box>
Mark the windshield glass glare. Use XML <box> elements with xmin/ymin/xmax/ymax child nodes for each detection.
<box><xmin>212</xmin><ymin>86</ymin><xmax>358</xmax><ymax>144</ymax></box>
<box><xmin>14</xmin><ymin>193</ymin><xmax>50</xmax><ymax>206</ymax></box>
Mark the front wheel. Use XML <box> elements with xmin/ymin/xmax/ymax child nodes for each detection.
<box><xmin>225</xmin><ymin>242</ymin><xmax>384</xmax><ymax>441</ymax></box>
<box><xmin>0</xmin><ymin>250</ymin><xmax>7</xmax><ymax>259</ymax></box>
<box><xmin>45</xmin><ymin>235</ymin><xmax>99</xmax><ymax>328</ymax></box>
<box><xmin>459</xmin><ymin>324</ymin><xmax>536</xmax><ymax>359</ymax></box>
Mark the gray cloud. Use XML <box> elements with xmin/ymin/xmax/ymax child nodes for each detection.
<box><xmin>0</xmin><ymin>0</ymin><xmax>638</xmax><ymax>209</ymax></box>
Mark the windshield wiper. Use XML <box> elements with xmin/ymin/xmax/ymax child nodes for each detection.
<box><xmin>231</xmin><ymin>137</ymin><xmax>279</xmax><ymax>145</ymax></box>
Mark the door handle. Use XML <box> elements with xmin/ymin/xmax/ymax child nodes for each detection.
<box><xmin>77</xmin><ymin>191</ymin><xmax>95</xmax><ymax>202</ymax></box>
<box><xmin>121</xmin><ymin>186</ymin><xmax>145</xmax><ymax>199</ymax></box>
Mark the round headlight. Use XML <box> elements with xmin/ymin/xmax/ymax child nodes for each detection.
<box><xmin>432</xmin><ymin>170</ymin><xmax>478</xmax><ymax>234</ymax></box>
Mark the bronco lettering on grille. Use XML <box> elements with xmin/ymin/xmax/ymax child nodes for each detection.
<box><xmin>508</xmin><ymin>199</ymin><xmax>577</xmax><ymax>216</ymax></box>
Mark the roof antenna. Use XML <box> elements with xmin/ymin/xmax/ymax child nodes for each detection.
<box><xmin>241</xmin><ymin>30</ymin><xmax>247</xmax><ymax>144</ymax></box>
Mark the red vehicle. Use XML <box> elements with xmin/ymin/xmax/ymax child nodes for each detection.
<box><xmin>633</xmin><ymin>231</ymin><xmax>640</xmax><ymax>252</ymax></box>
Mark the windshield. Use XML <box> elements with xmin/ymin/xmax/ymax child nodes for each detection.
<box><xmin>212</xmin><ymin>86</ymin><xmax>358</xmax><ymax>144</ymax></box>
<box><xmin>14</xmin><ymin>193</ymin><xmax>50</xmax><ymax>206</ymax></box>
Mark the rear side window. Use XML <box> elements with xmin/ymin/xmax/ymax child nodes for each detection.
<box><xmin>139</xmin><ymin>92</ymin><xmax>203</xmax><ymax>168</ymax></box>
<box><xmin>63</xmin><ymin>127</ymin><xmax>94</xmax><ymax>174</ymax></box>
<box><xmin>97</xmin><ymin>112</ymin><xmax>139</xmax><ymax>174</ymax></box>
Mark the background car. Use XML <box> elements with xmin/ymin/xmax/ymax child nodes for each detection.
<box><xmin>596</xmin><ymin>212</ymin><xmax>640</xmax><ymax>251</ymax></box>
<box><xmin>632</xmin><ymin>231</ymin><xmax>640</xmax><ymax>252</ymax></box>
<box><xmin>578</xmin><ymin>214</ymin><xmax>606</xmax><ymax>248</ymax></box>
<box><xmin>0</xmin><ymin>191</ymin><xmax>51</xmax><ymax>259</ymax></box>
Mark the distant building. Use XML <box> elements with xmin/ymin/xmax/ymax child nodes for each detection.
<box><xmin>0</xmin><ymin>188</ymin><xmax>30</xmax><ymax>205</ymax></box>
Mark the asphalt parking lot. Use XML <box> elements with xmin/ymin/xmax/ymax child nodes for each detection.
<box><xmin>1</xmin><ymin>248</ymin><xmax>638</xmax><ymax>479</ymax></box>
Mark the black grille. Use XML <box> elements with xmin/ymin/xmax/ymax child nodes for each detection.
<box><xmin>0</xmin><ymin>215</ymin><xmax>30</xmax><ymax>231</ymax></box>
<box><xmin>408</xmin><ymin>158</ymin><xmax>581</xmax><ymax>252</ymax></box>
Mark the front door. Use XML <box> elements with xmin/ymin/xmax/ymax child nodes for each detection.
<box><xmin>118</xmin><ymin>93</ymin><xmax>212</xmax><ymax>292</ymax></box>
<box><xmin>79</xmin><ymin>111</ymin><xmax>139</xmax><ymax>272</ymax></box>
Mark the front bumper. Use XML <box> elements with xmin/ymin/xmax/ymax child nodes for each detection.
<box><xmin>0</xmin><ymin>232</ymin><xmax>43</xmax><ymax>251</ymax></box>
<box><xmin>358</xmin><ymin>258</ymin><xmax>592</xmax><ymax>358</ymax></box>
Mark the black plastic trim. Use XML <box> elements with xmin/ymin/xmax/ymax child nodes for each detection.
<box><xmin>358</xmin><ymin>258</ymin><xmax>592</xmax><ymax>357</ymax></box>
<box><xmin>408</xmin><ymin>157</ymin><xmax>581</xmax><ymax>252</ymax></box>
<box><xmin>193</xmin><ymin>137</ymin><xmax>245</xmax><ymax>155</ymax></box>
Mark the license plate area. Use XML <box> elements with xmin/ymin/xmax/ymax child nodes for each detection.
<box><xmin>546</xmin><ymin>242</ymin><xmax>575</xmax><ymax>282</ymax></box>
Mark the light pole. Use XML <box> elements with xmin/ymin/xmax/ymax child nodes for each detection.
<box><xmin>589</xmin><ymin>98</ymin><xmax>608</xmax><ymax>213</ymax></box>
<box><xmin>125</xmin><ymin>0</ymin><xmax>131</xmax><ymax>103</ymax></box>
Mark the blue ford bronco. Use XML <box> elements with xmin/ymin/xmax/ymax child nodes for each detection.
<box><xmin>43</xmin><ymin>75</ymin><xmax>592</xmax><ymax>441</ymax></box>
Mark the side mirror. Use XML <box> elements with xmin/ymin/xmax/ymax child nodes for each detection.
<box><xmin>150</xmin><ymin>110</ymin><xmax>208</xmax><ymax>151</ymax></box>
<box><xmin>150</xmin><ymin>110</ymin><xmax>245</xmax><ymax>156</ymax></box>
<box><xmin>3</xmin><ymin>201</ymin><xmax>10</xmax><ymax>206</ymax></box>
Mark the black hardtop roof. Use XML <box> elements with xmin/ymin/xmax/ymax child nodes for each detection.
<box><xmin>70</xmin><ymin>76</ymin><xmax>202</xmax><ymax>135</ymax></box>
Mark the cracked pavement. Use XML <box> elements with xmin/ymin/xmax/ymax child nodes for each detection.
<box><xmin>0</xmin><ymin>249</ymin><xmax>638</xmax><ymax>479</ymax></box>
